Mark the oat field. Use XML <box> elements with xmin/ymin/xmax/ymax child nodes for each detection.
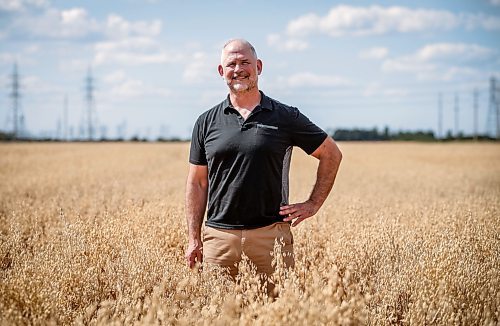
<box><xmin>0</xmin><ymin>142</ymin><xmax>499</xmax><ymax>325</ymax></box>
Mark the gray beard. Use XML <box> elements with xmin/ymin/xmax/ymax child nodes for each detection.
<box><xmin>227</xmin><ymin>79</ymin><xmax>257</xmax><ymax>93</ymax></box>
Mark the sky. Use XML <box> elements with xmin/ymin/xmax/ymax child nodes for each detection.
<box><xmin>1</xmin><ymin>0</ymin><xmax>499</xmax><ymax>139</ymax></box>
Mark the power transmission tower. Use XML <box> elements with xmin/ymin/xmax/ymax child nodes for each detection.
<box><xmin>438</xmin><ymin>92</ymin><xmax>443</xmax><ymax>139</ymax></box>
<box><xmin>454</xmin><ymin>93</ymin><xmax>460</xmax><ymax>138</ymax></box>
<box><xmin>9</xmin><ymin>62</ymin><xmax>23</xmax><ymax>138</ymax></box>
<box><xmin>473</xmin><ymin>89</ymin><xmax>478</xmax><ymax>141</ymax></box>
<box><xmin>64</xmin><ymin>94</ymin><xmax>68</xmax><ymax>141</ymax></box>
<box><xmin>85</xmin><ymin>67</ymin><xmax>95</xmax><ymax>140</ymax></box>
<box><xmin>487</xmin><ymin>77</ymin><xmax>500</xmax><ymax>139</ymax></box>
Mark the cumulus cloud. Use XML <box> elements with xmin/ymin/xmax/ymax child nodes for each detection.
<box><xmin>363</xmin><ymin>82</ymin><xmax>408</xmax><ymax>97</ymax></box>
<box><xmin>416</xmin><ymin>43</ymin><xmax>494</xmax><ymax>62</ymax></box>
<box><xmin>103</xmin><ymin>70</ymin><xmax>170</xmax><ymax>98</ymax></box>
<box><xmin>3</xmin><ymin>2</ymin><xmax>177</xmax><ymax>67</ymax></box>
<box><xmin>11</xmin><ymin>7</ymin><xmax>99</xmax><ymax>38</ymax></box>
<box><xmin>0</xmin><ymin>44</ymin><xmax>39</xmax><ymax>65</ymax></box>
<box><xmin>383</xmin><ymin>43</ymin><xmax>495</xmax><ymax>72</ymax></box>
<box><xmin>286</xmin><ymin>5</ymin><xmax>500</xmax><ymax>38</ymax></box>
<box><xmin>267</xmin><ymin>33</ymin><xmax>309</xmax><ymax>51</ymax></box>
<box><xmin>5</xmin><ymin>7</ymin><xmax>162</xmax><ymax>41</ymax></box>
<box><xmin>0</xmin><ymin>0</ymin><xmax>48</xmax><ymax>12</ymax></box>
<box><xmin>277</xmin><ymin>72</ymin><xmax>350</xmax><ymax>88</ymax></box>
<box><xmin>182</xmin><ymin>51</ymin><xmax>218</xmax><ymax>84</ymax></box>
<box><xmin>93</xmin><ymin>37</ymin><xmax>180</xmax><ymax>66</ymax></box>
<box><xmin>105</xmin><ymin>14</ymin><xmax>162</xmax><ymax>39</ymax></box>
<box><xmin>359</xmin><ymin>47</ymin><xmax>388</xmax><ymax>60</ymax></box>
<box><xmin>91</xmin><ymin>14</ymin><xmax>178</xmax><ymax>66</ymax></box>
<box><xmin>22</xmin><ymin>74</ymin><xmax>63</xmax><ymax>94</ymax></box>
<box><xmin>382</xmin><ymin>43</ymin><xmax>494</xmax><ymax>81</ymax></box>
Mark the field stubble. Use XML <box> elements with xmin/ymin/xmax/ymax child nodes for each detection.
<box><xmin>0</xmin><ymin>142</ymin><xmax>499</xmax><ymax>325</ymax></box>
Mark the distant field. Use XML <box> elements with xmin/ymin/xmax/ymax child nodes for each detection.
<box><xmin>1</xmin><ymin>142</ymin><xmax>499</xmax><ymax>324</ymax></box>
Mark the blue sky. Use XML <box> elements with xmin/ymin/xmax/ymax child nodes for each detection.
<box><xmin>1</xmin><ymin>0</ymin><xmax>499</xmax><ymax>139</ymax></box>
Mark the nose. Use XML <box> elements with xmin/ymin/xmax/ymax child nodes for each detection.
<box><xmin>234</xmin><ymin>64</ymin><xmax>243</xmax><ymax>72</ymax></box>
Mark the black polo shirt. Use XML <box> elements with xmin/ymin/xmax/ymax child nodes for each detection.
<box><xmin>189</xmin><ymin>91</ymin><xmax>328</xmax><ymax>229</ymax></box>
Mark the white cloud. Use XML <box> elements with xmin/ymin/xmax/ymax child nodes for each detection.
<box><xmin>277</xmin><ymin>72</ymin><xmax>350</xmax><ymax>88</ymax></box>
<box><xmin>0</xmin><ymin>0</ymin><xmax>48</xmax><ymax>12</ymax></box>
<box><xmin>12</xmin><ymin>7</ymin><xmax>99</xmax><ymax>38</ymax></box>
<box><xmin>463</xmin><ymin>13</ymin><xmax>500</xmax><ymax>31</ymax></box>
<box><xmin>103</xmin><ymin>70</ymin><xmax>127</xmax><ymax>84</ymax></box>
<box><xmin>382</xmin><ymin>43</ymin><xmax>493</xmax><ymax>81</ymax></box>
<box><xmin>182</xmin><ymin>52</ymin><xmax>218</xmax><ymax>84</ymax></box>
<box><xmin>363</xmin><ymin>82</ymin><xmax>408</xmax><ymax>97</ymax></box>
<box><xmin>0</xmin><ymin>52</ymin><xmax>16</xmax><ymax>64</ymax></box>
<box><xmin>102</xmin><ymin>70</ymin><xmax>170</xmax><ymax>98</ymax></box>
<box><xmin>2</xmin><ymin>4</ymin><xmax>179</xmax><ymax>69</ymax></box>
<box><xmin>57</xmin><ymin>58</ymin><xmax>88</xmax><ymax>73</ymax></box>
<box><xmin>286</xmin><ymin>5</ymin><xmax>500</xmax><ymax>38</ymax></box>
<box><xmin>490</xmin><ymin>0</ymin><xmax>500</xmax><ymax>6</ymax></box>
<box><xmin>23</xmin><ymin>74</ymin><xmax>63</xmax><ymax>94</ymax></box>
<box><xmin>6</xmin><ymin>8</ymin><xmax>162</xmax><ymax>42</ymax></box>
<box><xmin>383</xmin><ymin>43</ymin><xmax>495</xmax><ymax>74</ymax></box>
<box><xmin>267</xmin><ymin>33</ymin><xmax>309</xmax><ymax>51</ymax></box>
<box><xmin>359</xmin><ymin>47</ymin><xmax>388</xmax><ymax>60</ymax></box>
<box><xmin>93</xmin><ymin>37</ymin><xmax>180</xmax><ymax>66</ymax></box>
<box><xmin>415</xmin><ymin>43</ymin><xmax>494</xmax><ymax>62</ymax></box>
<box><xmin>0</xmin><ymin>47</ymin><xmax>38</xmax><ymax>65</ymax></box>
<box><xmin>105</xmin><ymin>14</ymin><xmax>162</xmax><ymax>39</ymax></box>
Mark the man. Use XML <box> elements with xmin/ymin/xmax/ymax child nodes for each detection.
<box><xmin>185</xmin><ymin>39</ymin><xmax>342</xmax><ymax>278</ymax></box>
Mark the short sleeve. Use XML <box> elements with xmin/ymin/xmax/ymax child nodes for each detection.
<box><xmin>189</xmin><ymin>115</ymin><xmax>208</xmax><ymax>165</ymax></box>
<box><xmin>289</xmin><ymin>107</ymin><xmax>328</xmax><ymax>155</ymax></box>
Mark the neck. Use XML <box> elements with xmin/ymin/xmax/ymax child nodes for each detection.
<box><xmin>229</xmin><ymin>89</ymin><xmax>261</xmax><ymax>110</ymax></box>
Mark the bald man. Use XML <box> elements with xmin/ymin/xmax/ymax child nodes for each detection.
<box><xmin>185</xmin><ymin>39</ymin><xmax>342</xmax><ymax>279</ymax></box>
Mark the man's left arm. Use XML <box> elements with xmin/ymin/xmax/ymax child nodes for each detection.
<box><xmin>280</xmin><ymin>136</ymin><xmax>342</xmax><ymax>226</ymax></box>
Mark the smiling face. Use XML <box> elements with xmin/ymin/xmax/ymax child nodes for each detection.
<box><xmin>218</xmin><ymin>40</ymin><xmax>262</xmax><ymax>94</ymax></box>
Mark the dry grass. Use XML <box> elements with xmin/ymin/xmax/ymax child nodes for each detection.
<box><xmin>0</xmin><ymin>142</ymin><xmax>499</xmax><ymax>325</ymax></box>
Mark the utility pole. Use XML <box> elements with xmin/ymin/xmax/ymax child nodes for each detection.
<box><xmin>473</xmin><ymin>89</ymin><xmax>478</xmax><ymax>141</ymax></box>
<box><xmin>438</xmin><ymin>92</ymin><xmax>443</xmax><ymax>139</ymax></box>
<box><xmin>454</xmin><ymin>93</ymin><xmax>459</xmax><ymax>138</ymax></box>
<box><xmin>85</xmin><ymin>67</ymin><xmax>94</xmax><ymax>140</ymax></box>
<box><xmin>9</xmin><ymin>62</ymin><xmax>21</xmax><ymax>138</ymax></box>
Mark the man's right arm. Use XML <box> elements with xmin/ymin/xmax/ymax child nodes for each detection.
<box><xmin>185</xmin><ymin>163</ymin><xmax>209</xmax><ymax>268</ymax></box>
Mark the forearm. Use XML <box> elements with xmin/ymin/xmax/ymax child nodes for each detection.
<box><xmin>185</xmin><ymin>182</ymin><xmax>208</xmax><ymax>242</ymax></box>
<box><xmin>309</xmin><ymin>140</ymin><xmax>342</xmax><ymax>209</ymax></box>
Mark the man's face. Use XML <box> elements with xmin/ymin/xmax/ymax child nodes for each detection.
<box><xmin>218</xmin><ymin>42</ymin><xmax>262</xmax><ymax>94</ymax></box>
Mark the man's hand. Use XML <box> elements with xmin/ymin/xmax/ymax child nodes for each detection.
<box><xmin>280</xmin><ymin>200</ymin><xmax>320</xmax><ymax>227</ymax></box>
<box><xmin>185</xmin><ymin>238</ymin><xmax>203</xmax><ymax>269</ymax></box>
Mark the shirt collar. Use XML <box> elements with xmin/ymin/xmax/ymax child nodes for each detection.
<box><xmin>223</xmin><ymin>91</ymin><xmax>273</xmax><ymax>113</ymax></box>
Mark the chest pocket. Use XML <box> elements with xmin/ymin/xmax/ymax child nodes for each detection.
<box><xmin>256</xmin><ymin>123</ymin><xmax>279</xmax><ymax>134</ymax></box>
<box><xmin>254</xmin><ymin>123</ymin><xmax>282</xmax><ymax>152</ymax></box>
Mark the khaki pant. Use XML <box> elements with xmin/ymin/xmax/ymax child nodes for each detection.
<box><xmin>203</xmin><ymin>222</ymin><xmax>295</xmax><ymax>278</ymax></box>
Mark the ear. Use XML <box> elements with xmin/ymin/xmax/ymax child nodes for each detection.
<box><xmin>256</xmin><ymin>59</ymin><xmax>263</xmax><ymax>75</ymax></box>
<box><xmin>218</xmin><ymin>65</ymin><xmax>223</xmax><ymax>77</ymax></box>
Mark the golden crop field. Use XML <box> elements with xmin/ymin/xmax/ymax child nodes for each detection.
<box><xmin>0</xmin><ymin>142</ymin><xmax>499</xmax><ymax>325</ymax></box>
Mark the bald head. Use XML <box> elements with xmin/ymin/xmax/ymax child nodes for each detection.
<box><xmin>218</xmin><ymin>38</ymin><xmax>262</xmax><ymax>94</ymax></box>
<box><xmin>221</xmin><ymin>39</ymin><xmax>258</xmax><ymax>63</ymax></box>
